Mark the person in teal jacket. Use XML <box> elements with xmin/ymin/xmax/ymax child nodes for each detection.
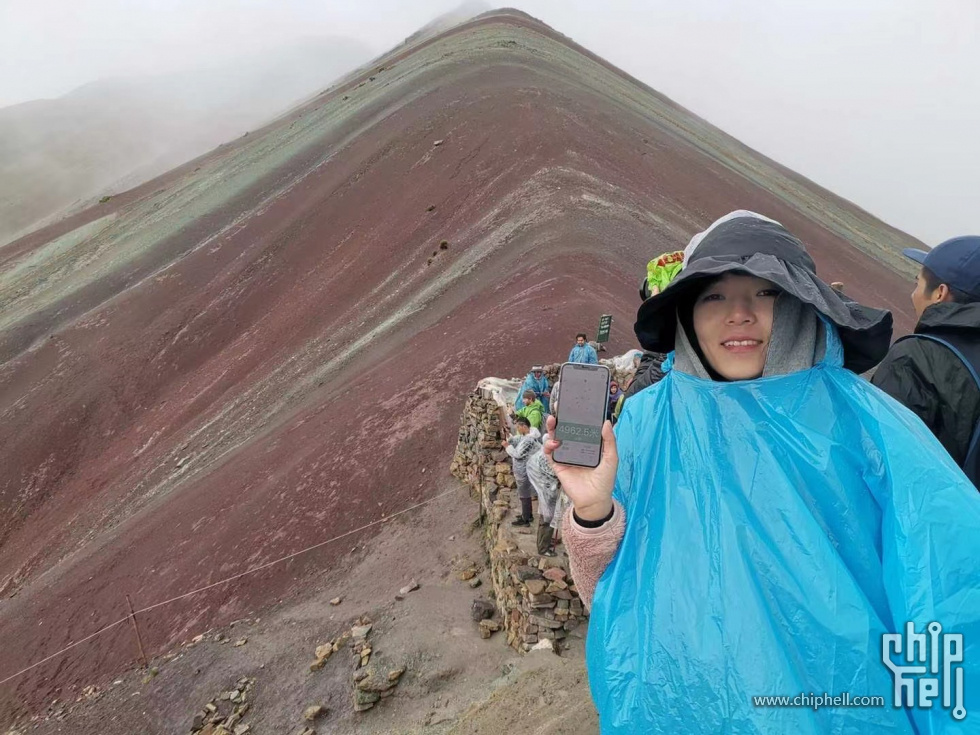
<box><xmin>568</xmin><ymin>333</ymin><xmax>598</xmax><ymax>364</ymax></box>
<box><xmin>546</xmin><ymin>211</ymin><xmax>980</xmax><ymax>734</ymax></box>
<box><xmin>514</xmin><ymin>366</ymin><xmax>550</xmax><ymax>413</ymax></box>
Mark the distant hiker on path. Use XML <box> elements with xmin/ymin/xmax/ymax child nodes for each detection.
<box><xmin>872</xmin><ymin>235</ymin><xmax>980</xmax><ymax>487</ymax></box>
<box><xmin>514</xmin><ymin>366</ymin><xmax>551</xmax><ymax>413</ymax></box>
<box><xmin>504</xmin><ymin>416</ymin><xmax>542</xmax><ymax>527</ymax></box>
<box><xmin>568</xmin><ymin>333</ymin><xmax>598</xmax><ymax>364</ymax></box>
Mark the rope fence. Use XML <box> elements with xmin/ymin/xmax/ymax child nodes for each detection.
<box><xmin>0</xmin><ymin>487</ymin><xmax>460</xmax><ymax>687</ymax></box>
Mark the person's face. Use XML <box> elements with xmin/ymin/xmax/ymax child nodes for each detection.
<box><xmin>517</xmin><ymin>423</ymin><xmax>529</xmax><ymax>435</ymax></box>
<box><xmin>911</xmin><ymin>267</ymin><xmax>949</xmax><ymax>319</ymax></box>
<box><xmin>523</xmin><ymin>396</ymin><xmax>533</xmax><ymax>406</ymax></box>
<box><xmin>692</xmin><ymin>274</ymin><xmax>780</xmax><ymax>381</ymax></box>
<box><xmin>609</xmin><ymin>383</ymin><xmax>618</xmax><ymax>394</ymax></box>
<box><xmin>532</xmin><ymin>370</ymin><xmax>543</xmax><ymax>381</ymax></box>
<box><xmin>576</xmin><ymin>337</ymin><xmax>585</xmax><ymax>347</ymax></box>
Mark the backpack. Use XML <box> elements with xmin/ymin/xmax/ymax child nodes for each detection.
<box><xmin>895</xmin><ymin>333</ymin><xmax>980</xmax><ymax>488</ymax></box>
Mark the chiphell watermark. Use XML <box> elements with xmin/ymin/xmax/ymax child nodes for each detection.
<box><xmin>752</xmin><ymin>693</ymin><xmax>884</xmax><ymax>710</ymax></box>
<box><xmin>753</xmin><ymin>622</ymin><xmax>967</xmax><ymax>721</ymax></box>
<box><xmin>882</xmin><ymin>621</ymin><xmax>966</xmax><ymax>721</ymax></box>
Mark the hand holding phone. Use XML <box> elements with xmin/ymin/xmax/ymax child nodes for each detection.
<box><xmin>552</xmin><ymin>363</ymin><xmax>610</xmax><ymax>468</ymax></box>
<box><xmin>544</xmin><ymin>362</ymin><xmax>617</xmax><ymax>521</ymax></box>
<box><xmin>543</xmin><ymin>414</ymin><xmax>617</xmax><ymax>522</ymax></box>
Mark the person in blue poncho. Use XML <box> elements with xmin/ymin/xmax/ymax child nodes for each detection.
<box><xmin>569</xmin><ymin>333</ymin><xmax>599</xmax><ymax>364</ymax></box>
<box><xmin>514</xmin><ymin>366</ymin><xmax>551</xmax><ymax>413</ymax></box>
<box><xmin>545</xmin><ymin>211</ymin><xmax>980</xmax><ymax>735</ymax></box>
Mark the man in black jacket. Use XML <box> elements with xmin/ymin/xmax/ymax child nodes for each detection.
<box><xmin>872</xmin><ymin>236</ymin><xmax>980</xmax><ymax>482</ymax></box>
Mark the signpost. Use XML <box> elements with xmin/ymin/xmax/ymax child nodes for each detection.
<box><xmin>596</xmin><ymin>314</ymin><xmax>613</xmax><ymax>344</ymax></box>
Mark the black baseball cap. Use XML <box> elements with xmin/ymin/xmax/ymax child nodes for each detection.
<box><xmin>903</xmin><ymin>236</ymin><xmax>980</xmax><ymax>298</ymax></box>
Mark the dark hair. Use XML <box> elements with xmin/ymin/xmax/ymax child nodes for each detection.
<box><xmin>677</xmin><ymin>283</ymin><xmax>728</xmax><ymax>383</ymax></box>
<box><xmin>576</xmin><ymin>332</ymin><xmax>588</xmax><ymax>340</ymax></box>
<box><xmin>515</xmin><ymin>416</ymin><xmax>531</xmax><ymax>428</ymax></box>
<box><xmin>523</xmin><ymin>389</ymin><xmax>536</xmax><ymax>400</ymax></box>
<box><xmin>921</xmin><ymin>266</ymin><xmax>980</xmax><ymax>304</ymax></box>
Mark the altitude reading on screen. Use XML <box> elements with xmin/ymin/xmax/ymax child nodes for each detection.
<box><xmin>553</xmin><ymin>362</ymin><xmax>610</xmax><ymax>468</ymax></box>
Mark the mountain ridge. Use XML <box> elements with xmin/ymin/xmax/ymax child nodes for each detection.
<box><xmin>0</xmin><ymin>7</ymin><xmax>920</xmax><ymax>721</ymax></box>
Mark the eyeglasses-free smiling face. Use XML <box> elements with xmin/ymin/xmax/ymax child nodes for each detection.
<box><xmin>691</xmin><ymin>273</ymin><xmax>781</xmax><ymax>380</ymax></box>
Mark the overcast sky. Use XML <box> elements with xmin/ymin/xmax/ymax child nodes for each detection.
<box><xmin>1</xmin><ymin>0</ymin><xmax>976</xmax><ymax>244</ymax></box>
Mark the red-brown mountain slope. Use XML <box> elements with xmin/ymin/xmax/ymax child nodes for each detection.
<box><xmin>0</xmin><ymin>8</ymin><xmax>921</xmax><ymax>719</ymax></box>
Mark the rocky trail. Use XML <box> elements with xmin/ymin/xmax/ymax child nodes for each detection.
<box><xmin>5</xmin><ymin>478</ymin><xmax>597</xmax><ymax>735</ymax></box>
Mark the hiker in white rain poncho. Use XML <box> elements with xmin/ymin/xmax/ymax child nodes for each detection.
<box><xmin>526</xmin><ymin>448</ymin><xmax>563</xmax><ymax>557</ymax></box>
<box><xmin>503</xmin><ymin>416</ymin><xmax>542</xmax><ymax>527</ymax></box>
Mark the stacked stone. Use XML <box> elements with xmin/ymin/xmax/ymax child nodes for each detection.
<box><xmin>189</xmin><ymin>677</ymin><xmax>255</xmax><ymax>735</ymax></box>
<box><xmin>541</xmin><ymin>363</ymin><xmax>561</xmax><ymax>383</ymax></box>
<box><xmin>449</xmin><ymin>393</ymin><xmax>515</xmax><ymax>500</ymax></box>
<box><xmin>308</xmin><ymin>619</ymin><xmax>406</xmax><ymax>714</ymax></box>
<box><xmin>451</xmin><ymin>389</ymin><xmax>589</xmax><ymax>653</ymax></box>
<box><xmin>507</xmin><ymin>564</ymin><xmax>583</xmax><ymax>649</ymax></box>
<box><xmin>348</xmin><ymin>620</ymin><xmax>407</xmax><ymax>712</ymax></box>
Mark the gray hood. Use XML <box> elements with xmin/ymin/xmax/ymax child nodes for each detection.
<box><xmin>675</xmin><ymin>294</ymin><xmax>826</xmax><ymax>380</ymax></box>
<box><xmin>635</xmin><ymin>213</ymin><xmax>893</xmax><ymax>373</ymax></box>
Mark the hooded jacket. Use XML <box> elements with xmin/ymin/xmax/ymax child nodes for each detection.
<box><xmin>568</xmin><ymin>343</ymin><xmax>599</xmax><ymax>364</ymax></box>
<box><xmin>514</xmin><ymin>372</ymin><xmax>550</xmax><ymax>413</ymax></box>
<box><xmin>526</xmin><ymin>448</ymin><xmax>560</xmax><ymax>523</ymax></box>
<box><xmin>606</xmin><ymin>386</ymin><xmax>624</xmax><ymax>420</ymax></box>
<box><xmin>577</xmin><ymin>212</ymin><xmax>980</xmax><ymax>735</ymax></box>
<box><xmin>634</xmin><ymin>212</ymin><xmax>892</xmax><ymax>373</ymax></box>
<box><xmin>872</xmin><ymin>301</ymin><xmax>980</xmax><ymax>472</ymax></box>
<box><xmin>505</xmin><ymin>427</ymin><xmax>542</xmax><ymax>480</ymax></box>
<box><xmin>514</xmin><ymin>399</ymin><xmax>544</xmax><ymax>430</ymax></box>
<box><xmin>621</xmin><ymin>350</ymin><xmax>666</xmax><ymax>399</ymax></box>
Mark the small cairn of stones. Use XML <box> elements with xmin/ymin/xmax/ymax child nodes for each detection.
<box><xmin>189</xmin><ymin>676</ymin><xmax>255</xmax><ymax>735</ymax></box>
<box><xmin>309</xmin><ymin>630</ymin><xmax>350</xmax><ymax>671</ymax></box>
<box><xmin>311</xmin><ymin>617</ymin><xmax>407</xmax><ymax>713</ymax></box>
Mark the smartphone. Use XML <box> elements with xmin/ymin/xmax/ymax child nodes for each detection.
<box><xmin>553</xmin><ymin>362</ymin><xmax>611</xmax><ymax>468</ymax></box>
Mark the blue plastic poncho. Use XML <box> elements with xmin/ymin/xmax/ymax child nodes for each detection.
<box><xmin>586</xmin><ymin>326</ymin><xmax>980</xmax><ymax>734</ymax></box>
<box><xmin>515</xmin><ymin>372</ymin><xmax>550</xmax><ymax>413</ymax></box>
<box><xmin>569</xmin><ymin>344</ymin><xmax>599</xmax><ymax>364</ymax></box>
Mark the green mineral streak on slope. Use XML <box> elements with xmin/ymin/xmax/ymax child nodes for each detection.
<box><xmin>0</xmin><ymin>14</ymin><xmax>916</xmax><ymax>340</ymax></box>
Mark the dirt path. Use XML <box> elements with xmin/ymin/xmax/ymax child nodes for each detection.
<box><xmin>5</xmin><ymin>479</ymin><xmax>597</xmax><ymax>734</ymax></box>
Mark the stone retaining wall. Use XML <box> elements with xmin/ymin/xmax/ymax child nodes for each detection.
<box><xmin>450</xmin><ymin>392</ymin><xmax>587</xmax><ymax>652</ymax></box>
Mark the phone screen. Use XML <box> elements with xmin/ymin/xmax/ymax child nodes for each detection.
<box><xmin>553</xmin><ymin>363</ymin><xmax>610</xmax><ymax>468</ymax></box>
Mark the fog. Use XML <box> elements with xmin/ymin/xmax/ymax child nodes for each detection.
<box><xmin>1</xmin><ymin>0</ymin><xmax>976</xmax><ymax>245</ymax></box>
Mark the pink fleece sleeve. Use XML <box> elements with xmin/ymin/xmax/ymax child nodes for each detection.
<box><xmin>563</xmin><ymin>501</ymin><xmax>626</xmax><ymax>612</ymax></box>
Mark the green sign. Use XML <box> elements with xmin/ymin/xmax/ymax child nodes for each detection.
<box><xmin>596</xmin><ymin>314</ymin><xmax>613</xmax><ymax>343</ymax></box>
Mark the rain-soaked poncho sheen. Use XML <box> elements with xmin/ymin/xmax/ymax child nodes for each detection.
<box><xmin>586</xmin><ymin>325</ymin><xmax>980</xmax><ymax>734</ymax></box>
